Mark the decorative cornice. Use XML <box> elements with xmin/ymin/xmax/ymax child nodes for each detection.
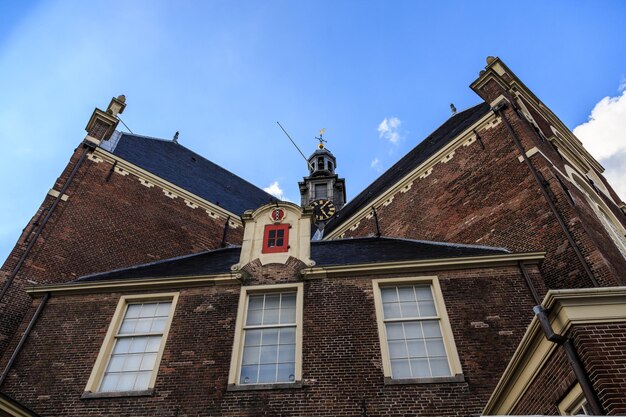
<box><xmin>301</xmin><ymin>252</ymin><xmax>545</xmax><ymax>279</ymax></box>
<box><xmin>26</xmin><ymin>273</ymin><xmax>242</xmax><ymax>295</ymax></box>
<box><xmin>89</xmin><ymin>147</ymin><xmax>242</xmax><ymax>228</ymax></box>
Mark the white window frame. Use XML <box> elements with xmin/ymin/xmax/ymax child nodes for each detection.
<box><xmin>84</xmin><ymin>293</ymin><xmax>179</xmax><ymax>394</ymax></box>
<box><xmin>228</xmin><ymin>283</ymin><xmax>304</xmax><ymax>387</ymax></box>
<box><xmin>372</xmin><ymin>276</ymin><xmax>462</xmax><ymax>382</ymax></box>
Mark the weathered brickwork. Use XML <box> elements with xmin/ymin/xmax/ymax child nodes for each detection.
<box><xmin>0</xmin><ymin>144</ymin><xmax>243</xmax><ymax>359</ymax></box>
<box><xmin>571</xmin><ymin>323</ymin><xmax>626</xmax><ymax>416</ymax></box>
<box><xmin>338</xmin><ymin>98</ymin><xmax>625</xmax><ymax>293</ymax></box>
<box><xmin>1</xmin><ymin>263</ymin><xmax>539</xmax><ymax>416</ymax></box>
<box><xmin>510</xmin><ymin>347</ymin><xmax>574</xmax><ymax>415</ymax></box>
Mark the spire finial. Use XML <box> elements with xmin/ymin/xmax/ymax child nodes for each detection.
<box><xmin>315</xmin><ymin>128</ymin><xmax>327</xmax><ymax>149</ymax></box>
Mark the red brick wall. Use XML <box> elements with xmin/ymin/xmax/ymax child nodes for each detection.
<box><xmin>571</xmin><ymin>323</ymin><xmax>626</xmax><ymax>415</ymax></box>
<box><xmin>0</xmin><ymin>143</ymin><xmax>242</xmax><ymax>359</ymax></box>
<box><xmin>0</xmin><ymin>263</ymin><xmax>539</xmax><ymax>416</ymax></box>
<box><xmin>510</xmin><ymin>322</ymin><xmax>626</xmax><ymax>415</ymax></box>
<box><xmin>338</xmin><ymin>88</ymin><xmax>625</xmax><ymax>292</ymax></box>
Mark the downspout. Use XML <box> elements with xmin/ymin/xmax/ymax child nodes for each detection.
<box><xmin>493</xmin><ymin>102</ymin><xmax>598</xmax><ymax>287</ymax></box>
<box><xmin>0</xmin><ymin>142</ymin><xmax>93</xmax><ymax>302</ymax></box>
<box><xmin>518</xmin><ymin>262</ymin><xmax>541</xmax><ymax>305</ymax></box>
<box><xmin>533</xmin><ymin>305</ymin><xmax>603</xmax><ymax>415</ymax></box>
<box><xmin>0</xmin><ymin>293</ymin><xmax>50</xmax><ymax>386</ymax></box>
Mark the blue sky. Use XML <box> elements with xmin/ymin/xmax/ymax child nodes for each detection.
<box><xmin>1</xmin><ymin>1</ymin><xmax>626</xmax><ymax>262</ymax></box>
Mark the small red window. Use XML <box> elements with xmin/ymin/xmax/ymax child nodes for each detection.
<box><xmin>262</xmin><ymin>224</ymin><xmax>289</xmax><ymax>253</ymax></box>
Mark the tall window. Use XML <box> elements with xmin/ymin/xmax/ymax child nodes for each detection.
<box><xmin>229</xmin><ymin>284</ymin><xmax>303</xmax><ymax>387</ymax></box>
<box><xmin>372</xmin><ymin>278</ymin><xmax>462</xmax><ymax>381</ymax></box>
<box><xmin>85</xmin><ymin>294</ymin><xmax>178</xmax><ymax>395</ymax></box>
<box><xmin>559</xmin><ymin>384</ymin><xmax>589</xmax><ymax>415</ymax></box>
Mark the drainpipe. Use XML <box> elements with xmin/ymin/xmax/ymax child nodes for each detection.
<box><xmin>0</xmin><ymin>142</ymin><xmax>92</xmax><ymax>302</ymax></box>
<box><xmin>492</xmin><ymin>102</ymin><xmax>598</xmax><ymax>288</ymax></box>
<box><xmin>533</xmin><ymin>305</ymin><xmax>603</xmax><ymax>415</ymax></box>
<box><xmin>0</xmin><ymin>293</ymin><xmax>50</xmax><ymax>386</ymax></box>
<box><xmin>518</xmin><ymin>262</ymin><xmax>541</xmax><ymax>305</ymax></box>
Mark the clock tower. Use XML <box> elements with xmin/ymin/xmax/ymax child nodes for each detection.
<box><xmin>299</xmin><ymin>130</ymin><xmax>346</xmax><ymax>230</ymax></box>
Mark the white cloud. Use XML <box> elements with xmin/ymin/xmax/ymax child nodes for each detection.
<box><xmin>573</xmin><ymin>89</ymin><xmax>626</xmax><ymax>200</ymax></box>
<box><xmin>378</xmin><ymin>117</ymin><xmax>402</xmax><ymax>144</ymax></box>
<box><xmin>264</xmin><ymin>181</ymin><xmax>287</xmax><ymax>201</ymax></box>
<box><xmin>370</xmin><ymin>157</ymin><xmax>382</xmax><ymax>172</ymax></box>
<box><xmin>619</xmin><ymin>77</ymin><xmax>626</xmax><ymax>93</ymax></box>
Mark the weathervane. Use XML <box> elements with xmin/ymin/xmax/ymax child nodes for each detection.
<box><xmin>315</xmin><ymin>128</ymin><xmax>327</xmax><ymax>149</ymax></box>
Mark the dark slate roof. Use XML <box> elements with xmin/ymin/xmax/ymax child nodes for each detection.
<box><xmin>75</xmin><ymin>237</ymin><xmax>508</xmax><ymax>283</ymax></box>
<box><xmin>101</xmin><ymin>133</ymin><xmax>274</xmax><ymax>215</ymax></box>
<box><xmin>324</xmin><ymin>102</ymin><xmax>491</xmax><ymax>234</ymax></box>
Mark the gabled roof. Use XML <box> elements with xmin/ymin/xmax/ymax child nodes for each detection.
<box><xmin>324</xmin><ymin>102</ymin><xmax>491</xmax><ymax>234</ymax></box>
<box><xmin>100</xmin><ymin>132</ymin><xmax>274</xmax><ymax>215</ymax></box>
<box><xmin>75</xmin><ymin>236</ymin><xmax>508</xmax><ymax>282</ymax></box>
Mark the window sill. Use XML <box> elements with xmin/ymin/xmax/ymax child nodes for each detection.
<box><xmin>227</xmin><ymin>382</ymin><xmax>303</xmax><ymax>391</ymax></box>
<box><xmin>81</xmin><ymin>389</ymin><xmax>154</xmax><ymax>399</ymax></box>
<box><xmin>384</xmin><ymin>374</ymin><xmax>465</xmax><ymax>385</ymax></box>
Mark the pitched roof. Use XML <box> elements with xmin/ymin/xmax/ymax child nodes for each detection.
<box><xmin>324</xmin><ymin>102</ymin><xmax>491</xmax><ymax>234</ymax></box>
<box><xmin>75</xmin><ymin>237</ymin><xmax>508</xmax><ymax>282</ymax></box>
<box><xmin>100</xmin><ymin>132</ymin><xmax>274</xmax><ymax>215</ymax></box>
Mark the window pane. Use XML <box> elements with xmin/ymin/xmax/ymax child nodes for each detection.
<box><xmin>278</xmin><ymin>344</ymin><xmax>295</xmax><ymax>363</ymax></box>
<box><xmin>277</xmin><ymin>363</ymin><xmax>295</xmax><ymax>382</ymax></box>
<box><xmin>242</xmin><ymin>346</ymin><xmax>260</xmax><ymax>365</ymax></box>
<box><xmin>388</xmin><ymin>340</ymin><xmax>408</xmax><ymax>359</ymax></box>
<box><xmin>117</xmin><ymin>373</ymin><xmax>137</xmax><ymax>391</ymax></box>
<box><xmin>260</xmin><ymin>345</ymin><xmax>278</xmax><ymax>364</ymax></box>
<box><xmin>385</xmin><ymin>323</ymin><xmax>404</xmax><ymax>340</ymax></box>
<box><xmin>140</xmin><ymin>353</ymin><xmax>157</xmax><ymax>371</ymax></box>
<box><xmin>398</xmin><ymin>286</ymin><xmax>415</xmax><ymax>302</ymax></box>
<box><xmin>400</xmin><ymin>301</ymin><xmax>419</xmax><ymax>318</ymax></box>
<box><xmin>280</xmin><ymin>307</ymin><xmax>296</xmax><ymax>324</ymax></box>
<box><xmin>418</xmin><ymin>301</ymin><xmax>437</xmax><ymax>317</ymax></box>
<box><xmin>391</xmin><ymin>359</ymin><xmax>411</xmax><ymax>378</ymax></box>
<box><xmin>414</xmin><ymin>286</ymin><xmax>433</xmax><ymax>301</ymax></box>
<box><xmin>150</xmin><ymin>317</ymin><xmax>167</xmax><ymax>333</ymax></box>
<box><xmin>155</xmin><ymin>302</ymin><xmax>172</xmax><ymax>317</ymax></box>
<box><xmin>425</xmin><ymin>339</ymin><xmax>447</xmax><ymax>357</ymax></box>
<box><xmin>146</xmin><ymin>336</ymin><xmax>162</xmax><ymax>352</ymax></box>
<box><xmin>240</xmin><ymin>365</ymin><xmax>258</xmax><ymax>384</ymax></box>
<box><xmin>381</xmin><ymin>287</ymin><xmax>398</xmax><ymax>302</ymax></box>
<box><xmin>100</xmin><ymin>374</ymin><xmax>119</xmax><ymax>392</ymax></box>
<box><xmin>262</xmin><ymin>308</ymin><xmax>280</xmax><ymax>325</ymax></box>
<box><xmin>261</xmin><ymin>328</ymin><xmax>279</xmax><ymax>345</ymax></box>
<box><xmin>410</xmin><ymin>358</ymin><xmax>431</xmax><ymax>377</ymax></box>
<box><xmin>279</xmin><ymin>328</ymin><xmax>295</xmax><ymax>344</ymax></box>
<box><xmin>275</xmin><ymin>238</ymin><xmax>284</xmax><ymax>246</ymax></box>
<box><xmin>134</xmin><ymin>318</ymin><xmax>153</xmax><ymax>333</ymax></box>
<box><xmin>258</xmin><ymin>364</ymin><xmax>277</xmax><ymax>383</ymax></box>
<box><xmin>282</xmin><ymin>293</ymin><xmax>296</xmax><ymax>307</ymax></box>
<box><xmin>383</xmin><ymin>302</ymin><xmax>401</xmax><ymax>319</ymax></box>
<box><xmin>245</xmin><ymin>329</ymin><xmax>262</xmax><ymax>346</ymax></box>
<box><xmin>429</xmin><ymin>358</ymin><xmax>451</xmax><ymax>377</ymax></box>
<box><xmin>125</xmin><ymin>304</ymin><xmax>142</xmax><ymax>319</ymax></box>
<box><xmin>246</xmin><ymin>308</ymin><xmax>263</xmax><ymax>326</ymax></box>
<box><xmin>403</xmin><ymin>322</ymin><xmax>423</xmax><ymax>339</ymax></box>
<box><xmin>248</xmin><ymin>295</ymin><xmax>264</xmax><ymax>310</ymax></box>
<box><xmin>134</xmin><ymin>371</ymin><xmax>152</xmax><ymax>390</ymax></box>
<box><xmin>422</xmin><ymin>320</ymin><xmax>442</xmax><ymax>338</ymax></box>
<box><xmin>124</xmin><ymin>354</ymin><xmax>142</xmax><ymax>371</ymax></box>
<box><xmin>107</xmin><ymin>355</ymin><xmax>126</xmax><ymax>372</ymax></box>
<box><xmin>113</xmin><ymin>338</ymin><xmax>132</xmax><ymax>354</ymax></box>
<box><xmin>140</xmin><ymin>303</ymin><xmax>158</xmax><ymax>317</ymax></box>
<box><xmin>265</xmin><ymin>294</ymin><xmax>280</xmax><ymax>309</ymax></box>
<box><xmin>129</xmin><ymin>337</ymin><xmax>149</xmax><ymax>353</ymax></box>
<box><xmin>119</xmin><ymin>318</ymin><xmax>137</xmax><ymax>334</ymax></box>
<box><xmin>407</xmin><ymin>339</ymin><xmax>427</xmax><ymax>358</ymax></box>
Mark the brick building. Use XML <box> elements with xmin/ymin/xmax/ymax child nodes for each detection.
<box><xmin>0</xmin><ymin>57</ymin><xmax>624</xmax><ymax>416</ymax></box>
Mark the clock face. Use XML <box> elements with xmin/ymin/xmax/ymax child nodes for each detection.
<box><xmin>310</xmin><ymin>199</ymin><xmax>336</xmax><ymax>221</ymax></box>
